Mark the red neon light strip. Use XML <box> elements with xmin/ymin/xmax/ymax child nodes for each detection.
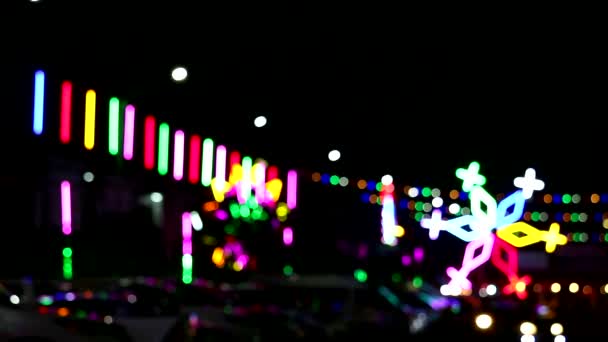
<box><xmin>59</xmin><ymin>81</ymin><xmax>72</xmax><ymax>144</ymax></box>
<box><xmin>267</xmin><ymin>165</ymin><xmax>278</xmax><ymax>180</ymax></box>
<box><xmin>144</xmin><ymin>115</ymin><xmax>156</xmax><ymax>170</ymax></box>
<box><xmin>188</xmin><ymin>134</ymin><xmax>201</xmax><ymax>184</ymax></box>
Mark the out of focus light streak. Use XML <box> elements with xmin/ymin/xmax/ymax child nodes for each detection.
<box><xmin>182</xmin><ymin>212</ymin><xmax>193</xmax><ymax>284</ymax></box>
<box><xmin>287</xmin><ymin>170</ymin><xmax>297</xmax><ymax>209</ymax></box>
<box><xmin>84</xmin><ymin>90</ymin><xmax>96</xmax><ymax>150</ymax></box>
<box><xmin>173</xmin><ymin>130</ymin><xmax>185</xmax><ymax>181</ymax></box>
<box><xmin>201</xmin><ymin>138</ymin><xmax>214</xmax><ymax>186</ymax></box>
<box><xmin>108</xmin><ymin>98</ymin><xmax>120</xmax><ymax>155</ymax></box>
<box><xmin>123</xmin><ymin>105</ymin><xmax>135</xmax><ymax>160</ymax></box>
<box><xmin>59</xmin><ymin>81</ymin><xmax>72</xmax><ymax>143</ymax></box>
<box><xmin>144</xmin><ymin>116</ymin><xmax>156</xmax><ymax>170</ymax></box>
<box><xmin>238</xmin><ymin>156</ymin><xmax>252</xmax><ymax>203</ymax></box>
<box><xmin>33</xmin><ymin>70</ymin><xmax>45</xmax><ymax>135</ymax></box>
<box><xmin>254</xmin><ymin>161</ymin><xmax>267</xmax><ymax>204</ymax></box>
<box><xmin>188</xmin><ymin>135</ymin><xmax>201</xmax><ymax>184</ymax></box>
<box><xmin>158</xmin><ymin>123</ymin><xmax>169</xmax><ymax>175</ymax></box>
<box><xmin>215</xmin><ymin>145</ymin><xmax>227</xmax><ymax>190</ymax></box>
<box><xmin>283</xmin><ymin>227</ymin><xmax>293</xmax><ymax>246</ymax></box>
<box><xmin>60</xmin><ymin>181</ymin><xmax>73</xmax><ymax>280</ymax></box>
<box><xmin>60</xmin><ymin>181</ymin><xmax>72</xmax><ymax>236</ymax></box>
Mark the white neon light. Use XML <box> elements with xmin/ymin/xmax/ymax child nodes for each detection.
<box><xmin>513</xmin><ymin>168</ymin><xmax>544</xmax><ymax>199</ymax></box>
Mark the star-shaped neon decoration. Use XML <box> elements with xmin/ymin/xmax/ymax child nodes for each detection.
<box><xmin>514</xmin><ymin>168</ymin><xmax>545</xmax><ymax>199</ymax></box>
<box><xmin>418</xmin><ymin>161</ymin><xmax>568</xmax><ymax>300</ymax></box>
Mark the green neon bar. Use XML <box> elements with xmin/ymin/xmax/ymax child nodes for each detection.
<box><xmin>108</xmin><ymin>97</ymin><xmax>120</xmax><ymax>155</ymax></box>
<box><xmin>201</xmin><ymin>138</ymin><xmax>214</xmax><ymax>186</ymax></box>
<box><xmin>158</xmin><ymin>123</ymin><xmax>170</xmax><ymax>175</ymax></box>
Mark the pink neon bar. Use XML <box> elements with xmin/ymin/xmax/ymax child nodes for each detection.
<box><xmin>60</xmin><ymin>181</ymin><xmax>72</xmax><ymax>235</ymax></box>
<box><xmin>215</xmin><ymin>145</ymin><xmax>227</xmax><ymax>183</ymax></box>
<box><xmin>182</xmin><ymin>212</ymin><xmax>192</xmax><ymax>255</ymax></box>
<box><xmin>123</xmin><ymin>105</ymin><xmax>135</xmax><ymax>160</ymax></box>
<box><xmin>59</xmin><ymin>81</ymin><xmax>72</xmax><ymax>144</ymax></box>
<box><xmin>283</xmin><ymin>227</ymin><xmax>293</xmax><ymax>246</ymax></box>
<box><xmin>287</xmin><ymin>170</ymin><xmax>297</xmax><ymax>209</ymax></box>
<box><xmin>255</xmin><ymin>162</ymin><xmax>266</xmax><ymax>204</ymax></box>
<box><xmin>173</xmin><ymin>130</ymin><xmax>185</xmax><ymax>181</ymax></box>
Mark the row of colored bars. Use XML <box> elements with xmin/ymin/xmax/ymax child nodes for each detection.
<box><xmin>33</xmin><ymin>70</ymin><xmax>299</xmax><ymax>280</ymax></box>
<box><xmin>32</xmin><ymin>70</ymin><xmax>297</xmax><ymax>210</ymax></box>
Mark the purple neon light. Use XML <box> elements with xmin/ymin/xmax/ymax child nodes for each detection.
<box><xmin>255</xmin><ymin>162</ymin><xmax>267</xmax><ymax>204</ymax></box>
<box><xmin>283</xmin><ymin>227</ymin><xmax>293</xmax><ymax>246</ymax></box>
<box><xmin>60</xmin><ymin>181</ymin><xmax>72</xmax><ymax>235</ymax></box>
<box><xmin>287</xmin><ymin>170</ymin><xmax>297</xmax><ymax>209</ymax></box>
<box><xmin>182</xmin><ymin>212</ymin><xmax>192</xmax><ymax>255</ymax></box>
<box><xmin>173</xmin><ymin>130</ymin><xmax>185</xmax><ymax>181</ymax></box>
<box><xmin>123</xmin><ymin>105</ymin><xmax>135</xmax><ymax>160</ymax></box>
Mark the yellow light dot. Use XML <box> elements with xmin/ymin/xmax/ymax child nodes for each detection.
<box><xmin>550</xmin><ymin>283</ymin><xmax>561</xmax><ymax>293</ymax></box>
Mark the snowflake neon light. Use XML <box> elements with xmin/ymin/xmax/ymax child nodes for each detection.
<box><xmin>420</xmin><ymin>161</ymin><xmax>568</xmax><ymax>299</ymax></box>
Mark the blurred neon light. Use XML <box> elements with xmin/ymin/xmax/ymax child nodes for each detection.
<box><xmin>211</xmin><ymin>145</ymin><xmax>228</xmax><ymax>202</ymax></box>
<box><xmin>108</xmin><ymin>97</ymin><xmax>120</xmax><ymax>155</ymax></box>
<box><xmin>84</xmin><ymin>90</ymin><xmax>96</xmax><ymax>150</ymax></box>
<box><xmin>421</xmin><ymin>209</ymin><xmax>445</xmax><ymax>240</ymax></box>
<box><xmin>444</xmin><ymin>215</ymin><xmax>483</xmax><ymax>242</ymax></box>
<box><xmin>424</xmin><ymin>161</ymin><xmax>561</xmax><ymax>297</ymax></box>
<box><xmin>254</xmin><ymin>161</ymin><xmax>267</xmax><ymax>204</ymax></box>
<box><xmin>287</xmin><ymin>170</ymin><xmax>297</xmax><ymax>209</ymax></box>
<box><xmin>182</xmin><ymin>212</ymin><xmax>192</xmax><ymax>254</ymax></box>
<box><xmin>497</xmin><ymin>221</ymin><xmax>567</xmax><ymax>253</ymax></box>
<box><xmin>143</xmin><ymin>116</ymin><xmax>155</xmax><ymax>170</ymax></box>
<box><xmin>190</xmin><ymin>211</ymin><xmax>203</xmax><ymax>231</ymax></box>
<box><xmin>470</xmin><ymin>186</ymin><xmax>497</xmax><ymax>230</ymax></box>
<box><xmin>229</xmin><ymin>151</ymin><xmax>240</xmax><ymax>172</ymax></box>
<box><xmin>381</xmin><ymin>189</ymin><xmax>398</xmax><ymax>246</ymax></box>
<box><xmin>59</xmin><ymin>81</ymin><xmax>72</xmax><ymax>143</ymax></box>
<box><xmin>123</xmin><ymin>104</ymin><xmax>135</xmax><ymax>160</ymax></box>
<box><xmin>446</xmin><ymin>233</ymin><xmax>495</xmax><ymax>291</ymax></box>
<box><xmin>491</xmin><ymin>236</ymin><xmax>519</xmax><ymax>278</ymax></box>
<box><xmin>283</xmin><ymin>227</ymin><xmax>293</xmax><ymax>246</ymax></box>
<box><xmin>201</xmin><ymin>138</ymin><xmax>214</xmax><ymax>186</ymax></box>
<box><xmin>62</xmin><ymin>247</ymin><xmax>73</xmax><ymax>280</ymax></box>
<box><xmin>514</xmin><ymin>168</ymin><xmax>544</xmax><ymax>199</ymax></box>
<box><xmin>496</xmin><ymin>222</ymin><xmax>542</xmax><ymax>248</ymax></box>
<box><xmin>503</xmin><ymin>274</ymin><xmax>531</xmax><ymax>299</ymax></box>
<box><xmin>182</xmin><ymin>212</ymin><xmax>193</xmax><ymax>284</ymax></box>
<box><xmin>267</xmin><ymin>165</ymin><xmax>278</xmax><ymax>180</ymax></box>
<box><xmin>455</xmin><ymin>161</ymin><xmax>486</xmax><ymax>192</ymax></box>
<box><xmin>540</xmin><ymin>223</ymin><xmax>567</xmax><ymax>253</ymax></box>
<box><xmin>158</xmin><ymin>123</ymin><xmax>169</xmax><ymax>175</ymax></box>
<box><xmin>237</xmin><ymin>156</ymin><xmax>252</xmax><ymax>203</ymax></box>
<box><xmin>60</xmin><ymin>181</ymin><xmax>72</xmax><ymax>235</ymax></box>
<box><xmin>188</xmin><ymin>135</ymin><xmax>201</xmax><ymax>184</ymax></box>
<box><xmin>173</xmin><ymin>130</ymin><xmax>185</xmax><ymax>181</ymax></box>
<box><xmin>33</xmin><ymin>70</ymin><xmax>45</xmax><ymax>135</ymax></box>
<box><xmin>215</xmin><ymin>145</ymin><xmax>227</xmax><ymax>186</ymax></box>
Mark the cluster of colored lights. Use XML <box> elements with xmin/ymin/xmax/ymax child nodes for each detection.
<box><xmin>313</xmin><ymin>170</ymin><xmax>608</xmax><ymax>247</ymax></box>
<box><xmin>419</xmin><ymin>162</ymin><xmax>568</xmax><ymax>300</ymax></box>
<box><xmin>32</xmin><ymin>70</ymin><xmax>298</xmax><ymax>281</ymax></box>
